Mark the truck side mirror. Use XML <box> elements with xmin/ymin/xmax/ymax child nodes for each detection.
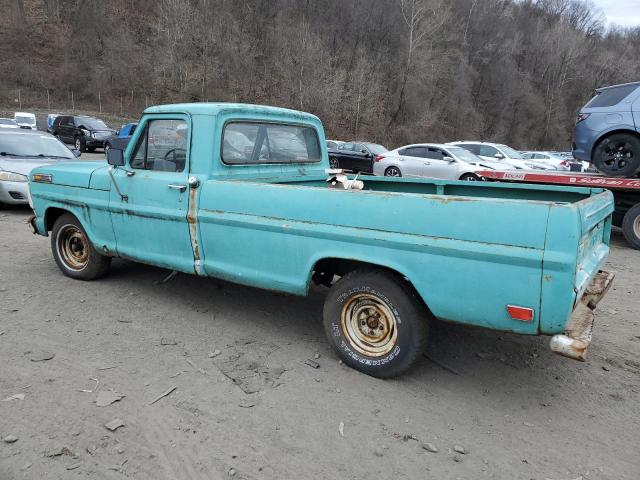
<box><xmin>107</xmin><ymin>148</ymin><xmax>125</xmax><ymax>166</ymax></box>
<box><xmin>494</xmin><ymin>153</ymin><xmax>504</xmax><ymax>159</ymax></box>
<box><xmin>444</xmin><ymin>156</ymin><xmax>455</xmax><ymax>163</ymax></box>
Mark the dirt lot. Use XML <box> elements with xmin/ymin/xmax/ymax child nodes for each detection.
<box><xmin>1</xmin><ymin>197</ymin><xmax>639</xmax><ymax>479</ymax></box>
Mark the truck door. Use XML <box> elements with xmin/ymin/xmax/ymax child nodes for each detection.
<box><xmin>108</xmin><ymin>115</ymin><xmax>196</xmax><ymax>273</ymax></box>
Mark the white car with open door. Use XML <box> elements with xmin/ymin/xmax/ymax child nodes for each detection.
<box><xmin>372</xmin><ymin>143</ymin><xmax>512</xmax><ymax>180</ymax></box>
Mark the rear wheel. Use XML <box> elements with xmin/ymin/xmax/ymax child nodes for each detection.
<box><xmin>51</xmin><ymin>213</ymin><xmax>111</xmax><ymax>280</ymax></box>
<box><xmin>592</xmin><ymin>133</ymin><xmax>640</xmax><ymax>177</ymax></box>
<box><xmin>384</xmin><ymin>166</ymin><xmax>401</xmax><ymax>177</ymax></box>
<box><xmin>622</xmin><ymin>203</ymin><xmax>640</xmax><ymax>250</ymax></box>
<box><xmin>323</xmin><ymin>269</ymin><xmax>429</xmax><ymax>378</ymax></box>
<box><xmin>459</xmin><ymin>173</ymin><xmax>480</xmax><ymax>181</ymax></box>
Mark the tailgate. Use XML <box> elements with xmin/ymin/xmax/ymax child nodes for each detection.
<box><xmin>574</xmin><ymin>190</ymin><xmax>614</xmax><ymax>299</ymax></box>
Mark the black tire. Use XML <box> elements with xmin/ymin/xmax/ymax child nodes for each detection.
<box><xmin>459</xmin><ymin>173</ymin><xmax>480</xmax><ymax>181</ymax></box>
<box><xmin>74</xmin><ymin>136</ymin><xmax>85</xmax><ymax>153</ymax></box>
<box><xmin>592</xmin><ymin>133</ymin><xmax>640</xmax><ymax>177</ymax></box>
<box><xmin>51</xmin><ymin>213</ymin><xmax>111</xmax><ymax>280</ymax></box>
<box><xmin>323</xmin><ymin>269</ymin><xmax>429</xmax><ymax>378</ymax></box>
<box><xmin>329</xmin><ymin>157</ymin><xmax>340</xmax><ymax>168</ymax></box>
<box><xmin>622</xmin><ymin>203</ymin><xmax>640</xmax><ymax>250</ymax></box>
<box><xmin>384</xmin><ymin>166</ymin><xmax>402</xmax><ymax>177</ymax></box>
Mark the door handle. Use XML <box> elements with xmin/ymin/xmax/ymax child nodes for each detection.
<box><xmin>168</xmin><ymin>184</ymin><xmax>187</xmax><ymax>192</ymax></box>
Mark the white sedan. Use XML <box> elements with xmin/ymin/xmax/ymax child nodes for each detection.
<box><xmin>372</xmin><ymin>143</ymin><xmax>512</xmax><ymax>180</ymax></box>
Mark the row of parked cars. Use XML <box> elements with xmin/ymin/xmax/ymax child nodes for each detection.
<box><xmin>326</xmin><ymin>140</ymin><xmax>587</xmax><ymax>181</ymax></box>
<box><xmin>0</xmin><ymin>112</ymin><xmax>138</xmax><ymax>154</ymax></box>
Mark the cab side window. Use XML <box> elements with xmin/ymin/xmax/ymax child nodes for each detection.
<box><xmin>130</xmin><ymin>119</ymin><xmax>188</xmax><ymax>172</ymax></box>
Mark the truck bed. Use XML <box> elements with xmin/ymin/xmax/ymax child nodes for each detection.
<box><xmin>271</xmin><ymin>174</ymin><xmax>600</xmax><ymax>203</ymax></box>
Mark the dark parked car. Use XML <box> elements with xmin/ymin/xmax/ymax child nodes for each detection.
<box><xmin>104</xmin><ymin>122</ymin><xmax>138</xmax><ymax>156</ymax></box>
<box><xmin>328</xmin><ymin>141</ymin><xmax>388</xmax><ymax>173</ymax></box>
<box><xmin>51</xmin><ymin>115</ymin><xmax>116</xmax><ymax>152</ymax></box>
<box><xmin>573</xmin><ymin>81</ymin><xmax>640</xmax><ymax>177</ymax></box>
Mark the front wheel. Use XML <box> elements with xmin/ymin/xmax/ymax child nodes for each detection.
<box><xmin>384</xmin><ymin>166</ymin><xmax>401</xmax><ymax>177</ymax></box>
<box><xmin>592</xmin><ymin>133</ymin><xmax>640</xmax><ymax>177</ymax></box>
<box><xmin>323</xmin><ymin>269</ymin><xmax>429</xmax><ymax>378</ymax></box>
<box><xmin>622</xmin><ymin>203</ymin><xmax>640</xmax><ymax>250</ymax></box>
<box><xmin>329</xmin><ymin>157</ymin><xmax>340</xmax><ymax>168</ymax></box>
<box><xmin>74</xmin><ymin>136</ymin><xmax>85</xmax><ymax>153</ymax></box>
<box><xmin>51</xmin><ymin>213</ymin><xmax>111</xmax><ymax>280</ymax></box>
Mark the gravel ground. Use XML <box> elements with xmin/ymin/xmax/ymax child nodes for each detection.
<box><xmin>1</xmin><ymin>199</ymin><xmax>639</xmax><ymax>479</ymax></box>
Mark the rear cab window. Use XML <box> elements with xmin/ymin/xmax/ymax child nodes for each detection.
<box><xmin>222</xmin><ymin>122</ymin><xmax>321</xmax><ymax>165</ymax></box>
<box><xmin>585</xmin><ymin>84</ymin><xmax>639</xmax><ymax>108</ymax></box>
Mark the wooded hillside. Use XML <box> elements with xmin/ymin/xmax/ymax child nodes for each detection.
<box><xmin>2</xmin><ymin>0</ymin><xmax>639</xmax><ymax>149</ymax></box>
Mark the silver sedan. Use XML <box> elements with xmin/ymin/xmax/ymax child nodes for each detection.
<box><xmin>372</xmin><ymin>143</ymin><xmax>511</xmax><ymax>180</ymax></box>
<box><xmin>0</xmin><ymin>129</ymin><xmax>80</xmax><ymax>205</ymax></box>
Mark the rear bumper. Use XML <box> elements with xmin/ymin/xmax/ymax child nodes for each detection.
<box><xmin>550</xmin><ymin>270</ymin><xmax>614</xmax><ymax>361</ymax></box>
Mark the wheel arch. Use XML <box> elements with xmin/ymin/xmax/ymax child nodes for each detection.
<box><xmin>590</xmin><ymin>128</ymin><xmax>640</xmax><ymax>159</ymax></box>
<box><xmin>307</xmin><ymin>256</ymin><xmax>434</xmax><ymax>316</ymax></box>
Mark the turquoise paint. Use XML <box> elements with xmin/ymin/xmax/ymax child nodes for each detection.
<box><xmin>29</xmin><ymin>103</ymin><xmax>614</xmax><ymax>337</ymax></box>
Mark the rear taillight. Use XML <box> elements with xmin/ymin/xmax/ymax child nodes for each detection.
<box><xmin>576</xmin><ymin>113</ymin><xmax>590</xmax><ymax>124</ymax></box>
<box><xmin>374</xmin><ymin>155</ymin><xmax>385</xmax><ymax>162</ymax></box>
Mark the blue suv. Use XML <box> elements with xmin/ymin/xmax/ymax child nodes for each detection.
<box><xmin>573</xmin><ymin>81</ymin><xmax>640</xmax><ymax>177</ymax></box>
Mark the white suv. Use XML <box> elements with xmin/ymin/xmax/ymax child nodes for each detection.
<box><xmin>449</xmin><ymin>141</ymin><xmax>555</xmax><ymax>170</ymax></box>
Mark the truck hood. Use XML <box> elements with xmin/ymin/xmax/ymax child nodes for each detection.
<box><xmin>30</xmin><ymin>161</ymin><xmax>107</xmax><ymax>188</ymax></box>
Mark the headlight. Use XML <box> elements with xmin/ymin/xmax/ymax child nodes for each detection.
<box><xmin>0</xmin><ymin>171</ymin><xmax>28</xmax><ymax>182</ymax></box>
<box><xmin>81</xmin><ymin>128</ymin><xmax>90</xmax><ymax>136</ymax></box>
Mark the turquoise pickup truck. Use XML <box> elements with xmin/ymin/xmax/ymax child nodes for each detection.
<box><xmin>28</xmin><ymin>103</ymin><xmax>614</xmax><ymax>377</ymax></box>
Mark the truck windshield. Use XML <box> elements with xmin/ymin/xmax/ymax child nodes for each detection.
<box><xmin>0</xmin><ymin>133</ymin><xmax>75</xmax><ymax>159</ymax></box>
<box><xmin>80</xmin><ymin>118</ymin><xmax>109</xmax><ymax>130</ymax></box>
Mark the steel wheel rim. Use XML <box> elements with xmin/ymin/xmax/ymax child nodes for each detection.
<box><xmin>75</xmin><ymin>138</ymin><xmax>81</xmax><ymax>150</ymax></box>
<box><xmin>385</xmin><ymin>167</ymin><xmax>400</xmax><ymax>177</ymax></box>
<box><xmin>57</xmin><ymin>224</ymin><xmax>89</xmax><ymax>271</ymax></box>
<box><xmin>634</xmin><ymin>216</ymin><xmax>640</xmax><ymax>239</ymax></box>
<box><xmin>601</xmin><ymin>141</ymin><xmax>633</xmax><ymax>171</ymax></box>
<box><xmin>340</xmin><ymin>293</ymin><xmax>398</xmax><ymax>357</ymax></box>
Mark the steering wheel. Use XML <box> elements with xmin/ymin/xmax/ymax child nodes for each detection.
<box><xmin>163</xmin><ymin>148</ymin><xmax>187</xmax><ymax>170</ymax></box>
